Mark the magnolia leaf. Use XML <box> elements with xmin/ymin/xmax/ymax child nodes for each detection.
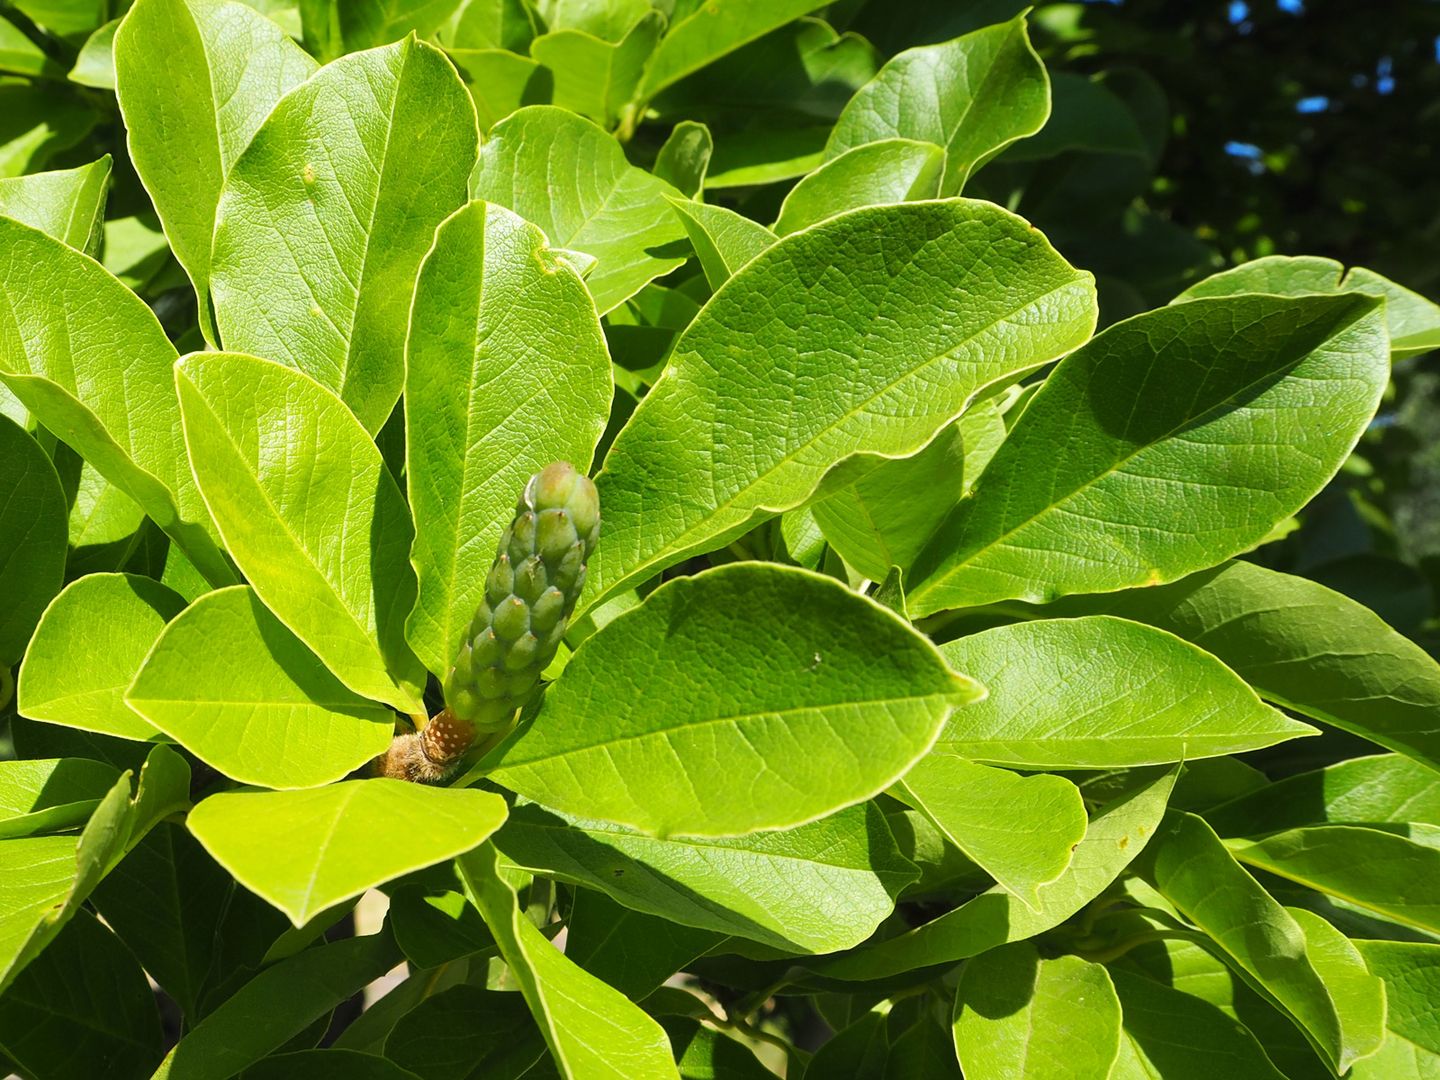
<box><xmin>489</xmin><ymin>564</ymin><xmax>979</xmax><ymax>837</ymax></box>
<box><xmin>187</xmin><ymin>781</ymin><xmax>508</xmax><ymax>925</ymax></box>
<box><xmin>127</xmin><ymin>587</ymin><xmax>395</xmax><ymax>788</ymax></box>
<box><xmin>639</xmin><ymin>0</ymin><xmax>831</xmax><ymax>98</ymax></box>
<box><xmin>458</xmin><ymin>841</ymin><xmax>680</xmax><ymax>1080</ymax></box>
<box><xmin>0</xmin><ymin>911</ymin><xmax>162</xmax><ymax>1080</ymax></box>
<box><xmin>909</xmin><ymin>292</ymin><xmax>1389</xmax><ymax>614</ymax></box>
<box><xmin>0</xmin><ymin>154</ymin><xmax>110</xmax><ymax>255</ymax></box>
<box><xmin>19</xmin><ymin>573</ymin><xmax>184</xmax><ymax>741</ymax></box>
<box><xmin>895</xmin><ymin>755</ymin><xmax>1087</xmax><ymax>907</ymax></box>
<box><xmin>1109</xmin><ymin>969</ymin><xmax>1289</xmax><ymax>1080</ymax></box>
<box><xmin>811</xmin><ymin>420</ymin><xmax>964</xmax><ymax>584</ymax></box>
<box><xmin>825</xmin><ymin>14</ymin><xmax>1049</xmax><ymax>194</ymax></box>
<box><xmin>566</xmin><ymin>891</ymin><xmax>721</xmax><ymax>999</ymax></box>
<box><xmin>1204</xmin><ymin>753</ymin><xmax>1440</xmax><ymax>836</ymax></box>
<box><xmin>814</xmin><ymin>767</ymin><xmax>1176</xmax><ymax>981</ymax></box>
<box><xmin>68</xmin><ymin>17</ymin><xmax>118</xmax><ymax>88</ymax></box>
<box><xmin>494</xmin><ymin>798</ymin><xmax>916</xmax><ymax>953</ymax></box>
<box><xmin>1230</xmin><ymin>825</ymin><xmax>1440</xmax><ymax>935</ymax></box>
<box><xmin>155</xmin><ymin>932</ymin><xmax>402</xmax><ymax>1079</ymax></box>
<box><xmin>469</xmin><ymin>105</ymin><xmax>689</xmax><ymax>313</ymax></box>
<box><xmin>664</xmin><ymin>194</ymin><xmax>775</xmax><ymax>289</ymax></box>
<box><xmin>211</xmin><ymin>36</ymin><xmax>478</xmax><ymax>433</ymax></box>
<box><xmin>0</xmin><ymin>219</ymin><xmax>233</xmax><ymax>586</ymax></box>
<box><xmin>299</xmin><ymin>0</ymin><xmax>463</xmax><ymax>58</ymax></box>
<box><xmin>445</xmin><ymin>46</ymin><xmax>546</xmax><ymax>130</ymax></box>
<box><xmin>0</xmin><ymin>417</ymin><xmax>65</xmax><ymax>667</ymax></box>
<box><xmin>383</xmin><ymin>985</ymin><xmax>548</xmax><ymax>1079</ymax></box>
<box><xmin>0</xmin><ymin>758</ymin><xmax>118</xmax><ymax>841</ymax></box>
<box><xmin>953</xmin><ymin>943</ymin><xmax>1122</xmax><ymax>1079</ymax></box>
<box><xmin>114</xmin><ymin>0</ymin><xmax>317</xmax><ymax>343</ymax></box>
<box><xmin>0</xmin><ymin>744</ymin><xmax>189</xmax><ymax>993</ymax></box>
<box><xmin>405</xmin><ymin>201</ymin><xmax>611</xmax><ymax>679</ymax></box>
<box><xmin>1056</xmin><ymin>560</ymin><xmax>1440</xmax><ymax>773</ymax></box>
<box><xmin>775</xmin><ymin>138</ymin><xmax>943</xmax><ymax>236</ymax></box>
<box><xmin>1140</xmin><ymin>812</ymin><xmax>1373</xmax><ymax>1075</ymax></box>
<box><xmin>1178</xmin><ymin>254</ymin><xmax>1440</xmax><ymax>360</ymax></box>
<box><xmin>176</xmin><ymin>351</ymin><xmax>426</xmax><ymax>715</ymax></box>
<box><xmin>1351</xmin><ymin>940</ymin><xmax>1440</xmax><ymax>1079</ymax></box>
<box><xmin>653</xmin><ymin>119</ymin><xmax>711</xmax><ymax>196</ymax></box>
<box><xmin>588</xmin><ymin>198</ymin><xmax>1097</xmax><ymax>606</ymax></box>
<box><xmin>530</xmin><ymin>12</ymin><xmax>662</xmax><ymax>129</ymax></box>
<box><xmin>937</xmin><ymin>616</ymin><xmax>1313</xmax><ymax>767</ymax></box>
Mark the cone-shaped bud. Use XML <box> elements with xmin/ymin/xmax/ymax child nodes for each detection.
<box><xmin>442</xmin><ymin>462</ymin><xmax>600</xmax><ymax>740</ymax></box>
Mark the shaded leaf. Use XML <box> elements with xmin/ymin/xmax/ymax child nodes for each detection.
<box><xmin>0</xmin><ymin>415</ymin><xmax>65</xmax><ymax>667</ymax></box>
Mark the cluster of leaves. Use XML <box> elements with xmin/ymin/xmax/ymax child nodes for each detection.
<box><xmin>1</xmin><ymin>1</ymin><xmax>1439</xmax><ymax>1078</ymax></box>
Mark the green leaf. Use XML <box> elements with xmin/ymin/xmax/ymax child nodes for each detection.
<box><xmin>825</xmin><ymin>14</ymin><xmax>1049</xmax><ymax>195</ymax></box>
<box><xmin>1178</xmin><ymin>254</ymin><xmax>1440</xmax><ymax>361</ymax></box>
<box><xmin>211</xmin><ymin>36</ymin><xmax>478</xmax><ymax>433</ymax></box>
<box><xmin>0</xmin><ymin>416</ymin><xmax>65</xmax><ymax>667</ymax></box>
<box><xmin>89</xmin><ymin>823</ymin><xmax>235</xmax><ymax>1020</ymax></box>
<box><xmin>1352</xmin><ymin>940</ymin><xmax>1440</xmax><ymax>1079</ymax></box>
<box><xmin>0</xmin><ymin>758</ymin><xmax>118</xmax><ymax>840</ymax></box>
<box><xmin>439</xmin><ymin>0</ymin><xmax>535</xmax><ymax>50</ymax></box>
<box><xmin>494</xmin><ymin>798</ymin><xmax>916</xmax><ymax>953</ymax></box>
<box><xmin>300</xmin><ymin>0</ymin><xmax>463</xmax><ymax>57</ymax></box>
<box><xmin>566</xmin><ymin>890</ymin><xmax>721</xmax><ymax>999</ymax></box>
<box><xmin>176</xmin><ymin>351</ymin><xmax>426</xmax><ymax>714</ymax></box>
<box><xmin>953</xmin><ymin>942</ymin><xmax>1121</xmax><ymax>1079</ymax></box>
<box><xmin>0</xmin><ymin>82</ymin><xmax>96</xmax><ymax>179</ymax></box>
<box><xmin>0</xmin><ymin>14</ymin><xmax>66</xmax><ymax>78</ymax></box>
<box><xmin>814</xmin><ymin>767</ymin><xmax>1175</xmax><ymax>981</ymax></box>
<box><xmin>661</xmin><ymin>1017</ymin><xmax>777</xmax><ymax>1080</ymax></box>
<box><xmin>588</xmin><ymin>198</ymin><xmax>1097</xmax><ymax>606</ymax></box>
<box><xmin>1108</xmin><ymin>969</ymin><xmax>1289</xmax><ymax>1080</ymax></box>
<box><xmin>895</xmin><ymin>755</ymin><xmax>1087</xmax><ymax>906</ymax></box>
<box><xmin>531</xmin><ymin>12</ymin><xmax>662</xmax><ymax>130</ymax></box>
<box><xmin>0</xmin><ymin>744</ymin><xmax>190</xmax><ymax>993</ymax></box>
<box><xmin>801</xmin><ymin>1011</ymin><xmax>888</xmax><ymax>1080</ymax></box>
<box><xmin>127</xmin><ymin>586</ymin><xmax>396</xmax><ymax>788</ymax></box>
<box><xmin>187</xmin><ymin>780</ymin><xmax>508</xmax><ymax>924</ymax></box>
<box><xmin>653</xmin><ymin>120</ymin><xmax>711</xmax><ymax>197</ymax></box>
<box><xmin>67</xmin><ymin>17</ymin><xmax>118</xmax><ymax>88</ymax></box>
<box><xmin>115</xmin><ymin>0</ymin><xmax>317</xmax><ymax>343</ymax></box>
<box><xmin>664</xmin><ymin>195</ymin><xmax>776</xmax><ymax>289</ymax></box>
<box><xmin>1228</xmin><ymin>825</ymin><xmax>1440</xmax><ymax>936</ymax></box>
<box><xmin>470</xmin><ymin>106</ymin><xmax>689</xmax><ymax>313</ymax></box>
<box><xmin>18</xmin><ymin>572</ymin><xmax>184</xmax><ymax>741</ymax></box>
<box><xmin>775</xmin><ymin>139</ymin><xmax>943</xmax><ymax>237</ymax></box>
<box><xmin>244</xmin><ymin>1050</ymin><xmax>424</xmax><ymax>1080</ymax></box>
<box><xmin>1205</xmin><ymin>753</ymin><xmax>1440</xmax><ymax>836</ymax></box>
<box><xmin>0</xmin><ymin>154</ymin><xmax>110</xmax><ymax>255</ymax></box>
<box><xmin>1051</xmin><ymin>560</ymin><xmax>1440</xmax><ymax>774</ymax></box>
<box><xmin>458</xmin><ymin>841</ymin><xmax>680</xmax><ymax>1080</ymax></box>
<box><xmin>936</xmin><ymin>616</ymin><xmax>1312</xmax><ymax>767</ymax></box>
<box><xmin>490</xmin><ymin>563</ymin><xmax>978</xmax><ymax>837</ymax></box>
<box><xmin>1139</xmin><ymin>811</ymin><xmax>1365</xmax><ymax>1075</ymax></box>
<box><xmin>404</xmin><ymin>201</ymin><xmax>612</xmax><ymax>679</ymax></box>
<box><xmin>810</xmin><ymin>420</ymin><xmax>963</xmax><ymax>584</ymax></box>
<box><xmin>1287</xmin><ymin>907</ymin><xmax>1386</xmax><ymax>1068</ymax></box>
<box><xmin>0</xmin><ymin>218</ymin><xmax>234</xmax><ymax>587</ymax></box>
<box><xmin>156</xmin><ymin>931</ymin><xmax>402</xmax><ymax>1080</ymax></box>
<box><xmin>384</xmin><ymin>985</ymin><xmax>549</xmax><ymax>1080</ymax></box>
<box><xmin>639</xmin><ymin>0</ymin><xmax>830</xmax><ymax>98</ymax></box>
<box><xmin>0</xmin><ymin>910</ymin><xmax>162</xmax><ymax>1080</ymax></box>
<box><xmin>886</xmin><ymin>1017</ymin><xmax>962</xmax><ymax>1080</ymax></box>
<box><xmin>908</xmin><ymin>292</ymin><xmax>1388</xmax><ymax>615</ymax></box>
<box><xmin>5</xmin><ymin>0</ymin><xmax>105</xmax><ymax>38</ymax></box>
<box><xmin>445</xmin><ymin>47</ymin><xmax>547</xmax><ymax>130</ymax></box>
